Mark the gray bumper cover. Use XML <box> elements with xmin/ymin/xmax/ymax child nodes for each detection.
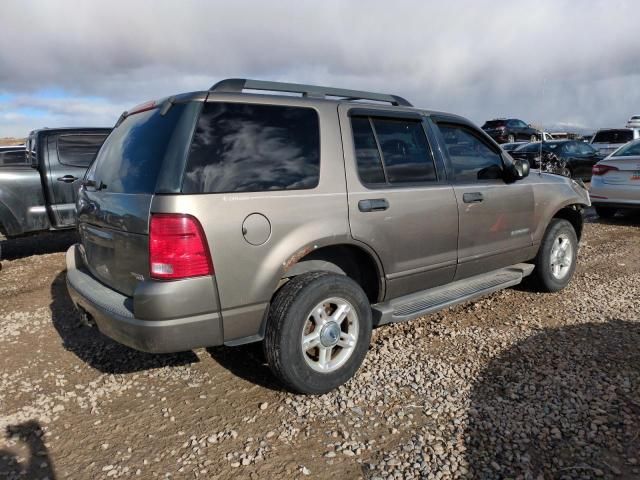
<box><xmin>65</xmin><ymin>244</ymin><xmax>224</xmax><ymax>353</ymax></box>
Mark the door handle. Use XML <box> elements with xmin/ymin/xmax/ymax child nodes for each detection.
<box><xmin>463</xmin><ymin>192</ymin><xmax>484</xmax><ymax>203</ymax></box>
<box><xmin>358</xmin><ymin>198</ymin><xmax>389</xmax><ymax>212</ymax></box>
<box><xmin>57</xmin><ymin>175</ymin><xmax>79</xmax><ymax>183</ymax></box>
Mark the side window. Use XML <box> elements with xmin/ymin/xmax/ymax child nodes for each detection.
<box><xmin>517</xmin><ymin>120</ymin><xmax>528</xmax><ymax>128</ymax></box>
<box><xmin>351</xmin><ymin>118</ymin><xmax>386</xmax><ymax>185</ymax></box>
<box><xmin>57</xmin><ymin>134</ymin><xmax>109</xmax><ymax>167</ymax></box>
<box><xmin>350</xmin><ymin>115</ymin><xmax>437</xmax><ymax>186</ymax></box>
<box><xmin>183</xmin><ymin>103</ymin><xmax>320</xmax><ymax>193</ymax></box>
<box><xmin>372</xmin><ymin>119</ymin><xmax>437</xmax><ymax>183</ymax></box>
<box><xmin>576</xmin><ymin>143</ymin><xmax>595</xmax><ymax>155</ymax></box>
<box><xmin>0</xmin><ymin>150</ymin><xmax>27</xmax><ymax>166</ymax></box>
<box><xmin>438</xmin><ymin>124</ymin><xmax>504</xmax><ymax>182</ymax></box>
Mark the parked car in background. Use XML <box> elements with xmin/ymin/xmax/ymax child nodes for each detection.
<box><xmin>0</xmin><ymin>127</ymin><xmax>110</xmax><ymax>238</ymax></box>
<box><xmin>590</xmin><ymin>138</ymin><xmax>640</xmax><ymax>218</ymax></box>
<box><xmin>66</xmin><ymin>78</ymin><xmax>589</xmax><ymax>394</ymax></box>
<box><xmin>626</xmin><ymin>115</ymin><xmax>640</xmax><ymax>128</ymax></box>
<box><xmin>482</xmin><ymin>118</ymin><xmax>540</xmax><ymax>144</ymax></box>
<box><xmin>590</xmin><ymin>128</ymin><xmax>640</xmax><ymax>156</ymax></box>
<box><xmin>511</xmin><ymin>140</ymin><xmax>603</xmax><ymax>181</ymax></box>
<box><xmin>501</xmin><ymin>141</ymin><xmax>527</xmax><ymax>153</ymax></box>
<box><xmin>0</xmin><ymin>145</ymin><xmax>26</xmax><ymax>166</ymax></box>
<box><xmin>541</xmin><ymin>132</ymin><xmax>555</xmax><ymax>141</ymax></box>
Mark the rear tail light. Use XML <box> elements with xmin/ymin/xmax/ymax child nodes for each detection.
<box><xmin>592</xmin><ymin>164</ymin><xmax>619</xmax><ymax>176</ymax></box>
<box><xmin>149</xmin><ymin>214</ymin><xmax>213</xmax><ymax>280</ymax></box>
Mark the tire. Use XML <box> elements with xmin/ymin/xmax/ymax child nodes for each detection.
<box><xmin>595</xmin><ymin>206</ymin><xmax>616</xmax><ymax>219</ymax></box>
<box><xmin>263</xmin><ymin>272</ymin><xmax>372</xmax><ymax>394</ymax></box>
<box><xmin>532</xmin><ymin>219</ymin><xmax>578</xmax><ymax>292</ymax></box>
<box><xmin>507</xmin><ymin>134</ymin><xmax>515</xmax><ymax>143</ymax></box>
<box><xmin>530</xmin><ymin>134</ymin><xmax>537</xmax><ymax>142</ymax></box>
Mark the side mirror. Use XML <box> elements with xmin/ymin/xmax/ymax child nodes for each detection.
<box><xmin>505</xmin><ymin>158</ymin><xmax>530</xmax><ymax>182</ymax></box>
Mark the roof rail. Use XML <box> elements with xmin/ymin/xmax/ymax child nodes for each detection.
<box><xmin>209</xmin><ymin>78</ymin><xmax>413</xmax><ymax>107</ymax></box>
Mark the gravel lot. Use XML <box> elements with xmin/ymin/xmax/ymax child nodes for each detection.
<box><xmin>1</xmin><ymin>210</ymin><xmax>639</xmax><ymax>480</ymax></box>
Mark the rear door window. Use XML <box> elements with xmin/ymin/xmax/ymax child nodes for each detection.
<box><xmin>351</xmin><ymin>117</ymin><xmax>386</xmax><ymax>185</ymax></box>
<box><xmin>592</xmin><ymin>130</ymin><xmax>633</xmax><ymax>144</ymax></box>
<box><xmin>351</xmin><ymin>116</ymin><xmax>437</xmax><ymax>186</ymax></box>
<box><xmin>57</xmin><ymin>134</ymin><xmax>108</xmax><ymax>167</ymax></box>
<box><xmin>182</xmin><ymin>102</ymin><xmax>320</xmax><ymax>193</ymax></box>
<box><xmin>372</xmin><ymin>118</ymin><xmax>437</xmax><ymax>183</ymax></box>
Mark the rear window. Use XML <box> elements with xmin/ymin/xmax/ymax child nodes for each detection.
<box><xmin>0</xmin><ymin>150</ymin><xmax>27</xmax><ymax>166</ymax></box>
<box><xmin>182</xmin><ymin>102</ymin><xmax>320</xmax><ymax>194</ymax></box>
<box><xmin>592</xmin><ymin>130</ymin><xmax>633</xmax><ymax>144</ymax></box>
<box><xmin>612</xmin><ymin>139</ymin><xmax>640</xmax><ymax>157</ymax></box>
<box><xmin>482</xmin><ymin>120</ymin><xmax>506</xmax><ymax>128</ymax></box>
<box><xmin>57</xmin><ymin>133</ymin><xmax>108</xmax><ymax>167</ymax></box>
<box><xmin>90</xmin><ymin>103</ymin><xmax>188</xmax><ymax>194</ymax></box>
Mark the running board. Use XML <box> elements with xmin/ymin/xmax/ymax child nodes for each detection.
<box><xmin>372</xmin><ymin>263</ymin><xmax>534</xmax><ymax>326</ymax></box>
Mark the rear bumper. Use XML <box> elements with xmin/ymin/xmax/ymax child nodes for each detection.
<box><xmin>590</xmin><ymin>181</ymin><xmax>640</xmax><ymax>208</ymax></box>
<box><xmin>65</xmin><ymin>244</ymin><xmax>224</xmax><ymax>353</ymax></box>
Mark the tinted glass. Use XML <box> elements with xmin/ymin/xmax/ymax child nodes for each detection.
<box><xmin>612</xmin><ymin>139</ymin><xmax>640</xmax><ymax>157</ymax></box>
<box><xmin>372</xmin><ymin>118</ymin><xmax>436</xmax><ymax>183</ymax></box>
<box><xmin>183</xmin><ymin>102</ymin><xmax>320</xmax><ymax>193</ymax></box>
<box><xmin>592</xmin><ymin>130</ymin><xmax>633</xmax><ymax>144</ymax></box>
<box><xmin>438</xmin><ymin>124</ymin><xmax>503</xmax><ymax>181</ymax></box>
<box><xmin>562</xmin><ymin>142</ymin><xmax>579</xmax><ymax>155</ymax></box>
<box><xmin>91</xmin><ymin>103</ymin><xmax>187</xmax><ymax>194</ymax></box>
<box><xmin>57</xmin><ymin>134</ymin><xmax>108</xmax><ymax>167</ymax></box>
<box><xmin>351</xmin><ymin>117</ymin><xmax>385</xmax><ymax>185</ymax></box>
<box><xmin>576</xmin><ymin>142</ymin><xmax>597</xmax><ymax>155</ymax></box>
<box><xmin>0</xmin><ymin>150</ymin><xmax>27</xmax><ymax>166</ymax></box>
<box><xmin>482</xmin><ymin>120</ymin><xmax>506</xmax><ymax>128</ymax></box>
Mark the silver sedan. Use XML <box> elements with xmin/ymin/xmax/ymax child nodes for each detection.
<box><xmin>590</xmin><ymin>139</ymin><xmax>640</xmax><ymax>217</ymax></box>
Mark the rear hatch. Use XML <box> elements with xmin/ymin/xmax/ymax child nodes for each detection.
<box><xmin>599</xmin><ymin>156</ymin><xmax>640</xmax><ymax>190</ymax></box>
<box><xmin>482</xmin><ymin>120</ymin><xmax>506</xmax><ymax>135</ymax></box>
<box><xmin>77</xmin><ymin>98</ymin><xmax>201</xmax><ymax>296</ymax></box>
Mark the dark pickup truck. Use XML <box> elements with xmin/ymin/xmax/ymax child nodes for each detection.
<box><xmin>0</xmin><ymin>127</ymin><xmax>110</xmax><ymax>238</ymax></box>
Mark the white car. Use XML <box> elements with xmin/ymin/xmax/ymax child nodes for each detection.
<box><xmin>590</xmin><ymin>139</ymin><xmax>640</xmax><ymax>218</ymax></box>
<box><xmin>626</xmin><ymin>115</ymin><xmax>640</xmax><ymax>128</ymax></box>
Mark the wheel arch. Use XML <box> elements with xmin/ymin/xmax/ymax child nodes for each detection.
<box><xmin>551</xmin><ymin>204</ymin><xmax>584</xmax><ymax>241</ymax></box>
<box><xmin>281</xmin><ymin>242</ymin><xmax>385</xmax><ymax>304</ymax></box>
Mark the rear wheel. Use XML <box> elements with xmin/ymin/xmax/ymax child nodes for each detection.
<box><xmin>595</xmin><ymin>206</ymin><xmax>617</xmax><ymax>219</ymax></box>
<box><xmin>507</xmin><ymin>134</ymin><xmax>515</xmax><ymax>143</ymax></box>
<box><xmin>264</xmin><ymin>272</ymin><xmax>372</xmax><ymax>394</ymax></box>
<box><xmin>532</xmin><ymin>219</ymin><xmax>578</xmax><ymax>292</ymax></box>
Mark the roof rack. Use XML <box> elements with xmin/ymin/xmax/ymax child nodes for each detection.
<box><xmin>209</xmin><ymin>78</ymin><xmax>413</xmax><ymax>107</ymax></box>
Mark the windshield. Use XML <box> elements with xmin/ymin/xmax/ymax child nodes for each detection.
<box><xmin>592</xmin><ymin>130</ymin><xmax>633</xmax><ymax>144</ymax></box>
<box><xmin>611</xmin><ymin>139</ymin><xmax>640</xmax><ymax>157</ymax></box>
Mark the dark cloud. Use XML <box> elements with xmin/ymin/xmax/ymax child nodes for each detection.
<box><xmin>1</xmin><ymin>0</ymin><xmax>639</xmax><ymax>136</ymax></box>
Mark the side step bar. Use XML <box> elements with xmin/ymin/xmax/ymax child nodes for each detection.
<box><xmin>372</xmin><ymin>263</ymin><xmax>534</xmax><ymax>326</ymax></box>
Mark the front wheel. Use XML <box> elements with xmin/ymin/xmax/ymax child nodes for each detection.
<box><xmin>530</xmin><ymin>134</ymin><xmax>537</xmax><ymax>142</ymax></box>
<box><xmin>532</xmin><ymin>219</ymin><xmax>578</xmax><ymax>292</ymax></box>
<box><xmin>264</xmin><ymin>272</ymin><xmax>372</xmax><ymax>394</ymax></box>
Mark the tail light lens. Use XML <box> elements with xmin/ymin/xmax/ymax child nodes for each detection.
<box><xmin>592</xmin><ymin>164</ymin><xmax>619</xmax><ymax>176</ymax></box>
<box><xmin>149</xmin><ymin>214</ymin><xmax>213</xmax><ymax>280</ymax></box>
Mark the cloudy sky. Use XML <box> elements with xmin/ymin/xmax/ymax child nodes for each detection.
<box><xmin>1</xmin><ymin>0</ymin><xmax>638</xmax><ymax>137</ymax></box>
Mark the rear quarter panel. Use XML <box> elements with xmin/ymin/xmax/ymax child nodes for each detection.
<box><xmin>151</xmin><ymin>96</ymin><xmax>352</xmax><ymax>342</ymax></box>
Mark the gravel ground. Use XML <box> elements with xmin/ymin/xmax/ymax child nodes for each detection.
<box><xmin>0</xmin><ymin>210</ymin><xmax>639</xmax><ymax>480</ymax></box>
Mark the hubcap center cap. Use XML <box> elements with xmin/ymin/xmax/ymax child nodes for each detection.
<box><xmin>319</xmin><ymin>322</ymin><xmax>340</xmax><ymax>347</ymax></box>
